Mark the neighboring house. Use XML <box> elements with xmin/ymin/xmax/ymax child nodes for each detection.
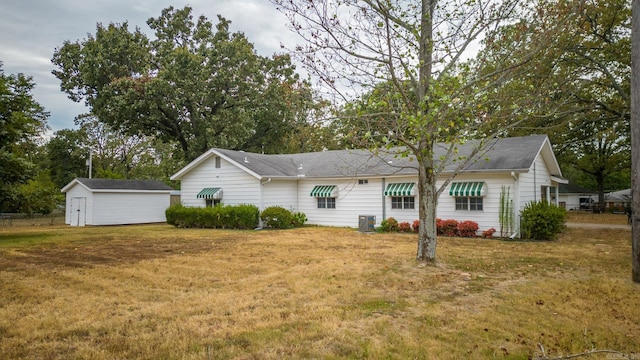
<box><xmin>170</xmin><ymin>135</ymin><xmax>567</xmax><ymax>235</ymax></box>
<box><xmin>61</xmin><ymin>178</ymin><xmax>173</xmax><ymax>226</ymax></box>
<box><xmin>605</xmin><ymin>189</ymin><xmax>632</xmax><ymax>210</ymax></box>
<box><xmin>558</xmin><ymin>183</ymin><xmax>598</xmax><ymax>211</ymax></box>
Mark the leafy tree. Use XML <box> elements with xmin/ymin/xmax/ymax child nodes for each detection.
<box><xmin>46</xmin><ymin>128</ymin><xmax>88</xmax><ymax>189</ymax></box>
<box><xmin>273</xmin><ymin>0</ymin><xmax>542</xmax><ymax>262</ymax></box>
<box><xmin>0</xmin><ymin>62</ymin><xmax>49</xmax><ymax>210</ymax></box>
<box><xmin>14</xmin><ymin>171</ymin><xmax>62</xmax><ymax>216</ymax></box>
<box><xmin>52</xmin><ymin>6</ymin><xmax>316</xmax><ymax>161</ymax></box>
<box><xmin>477</xmin><ymin>0</ymin><xmax>631</xmax><ymax>205</ymax></box>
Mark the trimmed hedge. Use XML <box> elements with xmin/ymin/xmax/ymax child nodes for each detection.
<box><xmin>436</xmin><ymin>218</ymin><xmax>459</xmax><ymax>237</ymax></box>
<box><xmin>165</xmin><ymin>204</ymin><xmax>260</xmax><ymax>229</ymax></box>
<box><xmin>457</xmin><ymin>220</ymin><xmax>479</xmax><ymax>237</ymax></box>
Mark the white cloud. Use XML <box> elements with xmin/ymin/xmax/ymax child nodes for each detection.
<box><xmin>0</xmin><ymin>0</ymin><xmax>299</xmax><ymax>132</ymax></box>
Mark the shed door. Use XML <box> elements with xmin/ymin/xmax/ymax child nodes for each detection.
<box><xmin>70</xmin><ymin>197</ymin><xmax>86</xmax><ymax>226</ymax></box>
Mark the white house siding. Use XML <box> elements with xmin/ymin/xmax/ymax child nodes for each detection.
<box><xmin>180</xmin><ymin>156</ymin><xmax>261</xmax><ymax>207</ymax></box>
<box><xmin>91</xmin><ymin>192</ymin><xmax>169</xmax><ymax>225</ymax></box>
<box><xmin>300</xmin><ymin>178</ymin><xmax>385</xmax><ymax>227</ymax></box>
<box><xmin>384</xmin><ymin>176</ymin><xmax>419</xmax><ymax>224</ymax></box>
<box><xmin>262</xmin><ymin>180</ymin><xmax>299</xmax><ymax>211</ymax></box>
<box><xmin>436</xmin><ymin>173</ymin><xmax>515</xmax><ymax>232</ymax></box>
<box><xmin>517</xmin><ymin>155</ymin><xmax>552</xmax><ymax>212</ymax></box>
<box><xmin>297</xmin><ymin>174</ymin><xmax>520</xmax><ymax>231</ymax></box>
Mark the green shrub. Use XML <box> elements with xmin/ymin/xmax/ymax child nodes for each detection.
<box><xmin>235</xmin><ymin>204</ymin><xmax>261</xmax><ymax>229</ymax></box>
<box><xmin>291</xmin><ymin>212</ymin><xmax>308</xmax><ymax>227</ymax></box>
<box><xmin>260</xmin><ymin>206</ymin><xmax>294</xmax><ymax>229</ymax></box>
<box><xmin>379</xmin><ymin>217</ymin><xmax>399</xmax><ymax>232</ymax></box>
<box><xmin>520</xmin><ymin>201</ymin><xmax>566</xmax><ymax>240</ymax></box>
<box><xmin>165</xmin><ymin>204</ymin><xmax>259</xmax><ymax>229</ymax></box>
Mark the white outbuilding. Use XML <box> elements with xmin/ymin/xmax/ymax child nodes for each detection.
<box><xmin>61</xmin><ymin>178</ymin><xmax>174</xmax><ymax>226</ymax></box>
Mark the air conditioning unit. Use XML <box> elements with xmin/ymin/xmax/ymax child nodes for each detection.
<box><xmin>358</xmin><ymin>215</ymin><xmax>376</xmax><ymax>232</ymax></box>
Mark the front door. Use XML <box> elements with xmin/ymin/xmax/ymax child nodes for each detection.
<box><xmin>70</xmin><ymin>197</ymin><xmax>86</xmax><ymax>226</ymax></box>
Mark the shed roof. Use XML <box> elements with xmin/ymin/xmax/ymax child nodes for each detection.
<box><xmin>61</xmin><ymin>178</ymin><xmax>174</xmax><ymax>193</ymax></box>
<box><xmin>171</xmin><ymin>135</ymin><xmax>562</xmax><ymax>180</ymax></box>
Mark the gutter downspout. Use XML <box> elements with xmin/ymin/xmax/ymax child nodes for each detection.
<box><xmin>257</xmin><ymin>177</ymin><xmax>272</xmax><ymax>229</ymax></box>
<box><xmin>382</xmin><ymin>178</ymin><xmax>386</xmax><ymax>221</ymax></box>
<box><xmin>510</xmin><ymin>171</ymin><xmax>520</xmax><ymax>239</ymax></box>
<box><xmin>533</xmin><ymin>162</ymin><xmax>537</xmax><ymax>201</ymax></box>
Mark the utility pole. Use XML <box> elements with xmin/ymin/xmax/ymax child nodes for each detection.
<box><xmin>631</xmin><ymin>0</ymin><xmax>640</xmax><ymax>283</ymax></box>
<box><xmin>86</xmin><ymin>149</ymin><xmax>93</xmax><ymax>179</ymax></box>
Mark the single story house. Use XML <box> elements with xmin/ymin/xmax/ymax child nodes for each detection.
<box><xmin>558</xmin><ymin>183</ymin><xmax>598</xmax><ymax>211</ymax></box>
<box><xmin>605</xmin><ymin>189</ymin><xmax>632</xmax><ymax>210</ymax></box>
<box><xmin>170</xmin><ymin>135</ymin><xmax>567</xmax><ymax>235</ymax></box>
<box><xmin>61</xmin><ymin>178</ymin><xmax>173</xmax><ymax>226</ymax></box>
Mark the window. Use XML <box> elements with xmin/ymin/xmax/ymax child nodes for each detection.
<box><xmin>215</xmin><ymin>156</ymin><xmax>221</xmax><ymax>168</ymax></box>
<box><xmin>455</xmin><ymin>197</ymin><xmax>483</xmax><ymax>211</ymax></box>
<box><xmin>206</xmin><ymin>199</ymin><xmax>221</xmax><ymax>207</ymax></box>
<box><xmin>317</xmin><ymin>197</ymin><xmax>336</xmax><ymax>209</ymax></box>
<box><xmin>469</xmin><ymin>197</ymin><xmax>483</xmax><ymax>211</ymax></box>
<box><xmin>358</xmin><ymin>179</ymin><xmax>369</xmax><ymax>185</ymax></box>
<box><xmin>391</xmin><ymin>196</ymin><xmax>415</xmax><ymax>209</ymax></box>
<box><xmin>455</xmin><ymin>197</ymin><xmax>468</xmax><ymax>210</ymax></box>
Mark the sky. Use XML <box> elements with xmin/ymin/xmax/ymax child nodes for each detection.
<box><xmin>0</xmin><ymin>0</ymin><xmax>297</xmax><ymax>133</ymax></box>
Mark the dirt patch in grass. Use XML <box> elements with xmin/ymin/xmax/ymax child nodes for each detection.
<box><xmin>0</xmin><ymin>225</ymin><xmax>638</xmax><ymax>359</ymax></box>
<box><xmin>0</xmin><ymin>238</ymin><xmax>214</xmax><ymax>270</ymax></box>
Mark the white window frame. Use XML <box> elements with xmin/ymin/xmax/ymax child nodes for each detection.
<box><xmin>391</xmin><ymin>196</ymin><xmax>415</xmax><ymax>209</ymax></box>
<box><xmin>455</xmin><ymin>197</ymin><xmax>483</xmax><ymax>211</ymax></box>
<box><xmin>317</xmin><ymin>197</ymin><xmax>336</xmax><ymax>209</ymax></box>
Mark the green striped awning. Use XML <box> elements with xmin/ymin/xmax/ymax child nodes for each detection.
<box><xmin>197</xmin><ymin>187</ymin><xmax>223</xmax><ymax>199</ymax></box>
<box><xmin>310</xmin><ymin>185</ymin><xmax>338</xmax><ymax>197</ymax></box>
<box><xmin>449</xmin><ymin>182</ymin><xmax>486</xmax><ymax>197</ymax></box>
<box><xmin>384</xmin><ymin>183</ymin><xmax>415</xmax><ymax>197</ymax></box>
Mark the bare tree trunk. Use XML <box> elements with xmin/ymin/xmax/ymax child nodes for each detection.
<box><xmin>417</xmin><ymin>155</ymin><xmax>438</xmax><ymax>262</ymax></box>
<box><xmin>415</xmin><ymin>0</ymin><xmax>438</xmax><ymax>263</ymax></box>
<box><xmin>631</xmin><ymin>0</ymin><xmax>640</xmax><ymax>283</ymax></box>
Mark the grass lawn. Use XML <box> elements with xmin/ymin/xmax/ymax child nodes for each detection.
<box><xmin>565</xmin><ymin>211</ymin><xmax>630</xmax><ymax>225</ymax></box>
<box><xmin>0</xmin><ymin>224</ymin><xmax>637</xmax><ymax>359</ymax></box>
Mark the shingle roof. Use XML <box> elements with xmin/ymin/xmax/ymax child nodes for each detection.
<box><xmin>211</xmin><ymin>135</ymin><xmax>552</xmax><ymax>178</ymax></box>
<box><xmin>559</xmin><ymin>183</ymin><xmax>595</xmax><ymax>194</ymax></box>
<box><xmin>66</xmin><ymin>178</ymin><xmax>173</xmax><ymax>191</ymax></box>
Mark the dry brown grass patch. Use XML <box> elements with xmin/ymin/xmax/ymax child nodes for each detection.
<box><xmin>0</xmin><ymin>225</ymin><xmax>637</xmax><ymax>359</ymax></box>
<box><xmin>566</xmin><ymin>211</ymin><xmax>629</xmax><ymax>225</ymax></box>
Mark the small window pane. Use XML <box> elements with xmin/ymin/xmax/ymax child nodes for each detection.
<box><xmin>455</xmin><ymin>197</ymin><xmax>468</xmax><ymax>210</ymax></box>
<box><xmin>327</xmin><ymin>197</ymin><xmax>336</xmax><ymax>209</ymax></box>
<box><xmin>317</xmin><ymin>198</ymin><xmax>326</xmax><ymax>209</ymax></box>
<box><xmin>391</xmin><ymin>197</ymin><xmax>402</xmax><ymax>209</ymax></box>
<box><xmin>470</xmin><ymin>197</ymin><xmax>483</xmax><ymax>211</ymax></box>
<box><xmin>404</xmin><ymin>196</ymin><xmax>415</xmax><ymax>209</ymax></box>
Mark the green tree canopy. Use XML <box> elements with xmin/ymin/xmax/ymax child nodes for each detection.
<box><xmin>46</xmin><ymin>128</ymin><xmax>88</xmax><ymax>189</ymax></box>
<box><xmin>52</xmin><ymin>6</ymin><xmax>316</xmax><ymax>161</ymax></box>
<box><xmin>0</xmin><ymin>61</ymin><xmax>49</xmax><ymax>209</ymax></box>
<box><xmin>476</xmin><ymin>0</ymin><xmax>630</xmax><ymax>200</ymax></box>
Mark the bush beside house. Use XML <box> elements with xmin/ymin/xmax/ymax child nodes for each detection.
<box><xmin>259</xmin><ymin>206</ymin><xmax>308</xmax><ymax>229</ymax></box>
<box><xmin>166</xmin><ymin>204</ymin><xmax>259</xmax><ymax>229</ymax></box>
<box><xmin>520</xmin><ymin>201</ymin><xmax>567</xmax><ymax>240</ymax></box>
